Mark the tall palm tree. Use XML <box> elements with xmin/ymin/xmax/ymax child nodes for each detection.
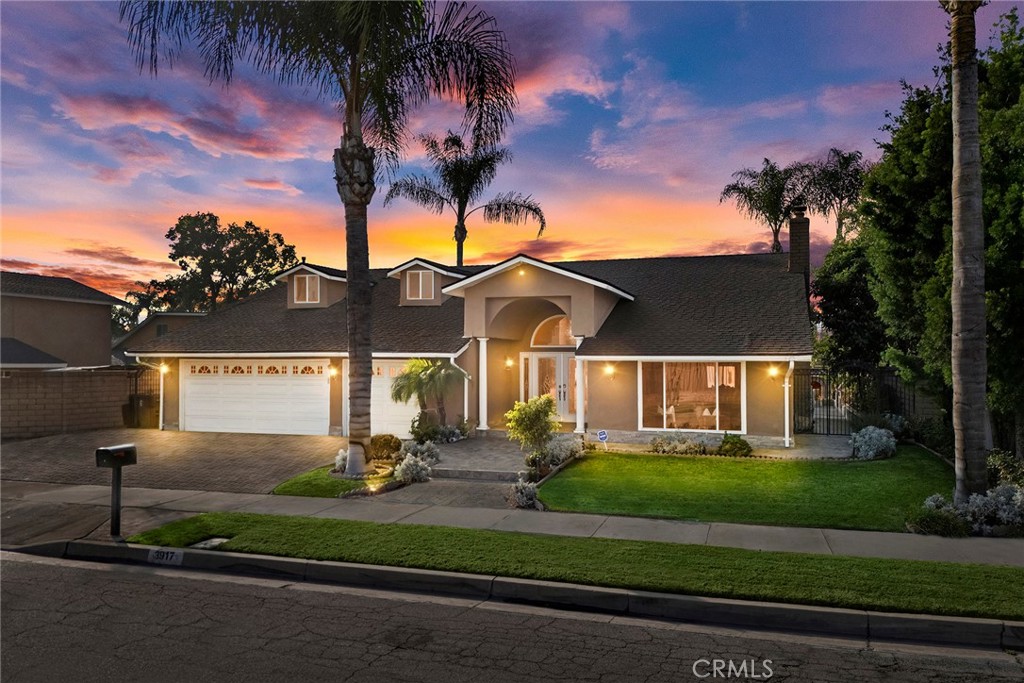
<box><xmin>384</xmin><ymin>131</ymin><xmax>545</xmax><ymax>267</ymax></box>
<box><xmin>390</xmin><ymin>359</ymin><xmax>465</xmax><ymax>426</ymax></box>
<box><xmin>720</xmin><ymin>158</ymin><xmax>809</xmax><ymax>253</ymax></box>
<box><xmin>120</xmin><ymin>2</ymin><xmax>516</xmax><ymax>475</ymax></box>
<box><xmin>942</xmin><ymin>0</ymin><xmax>988</xmax><ymax>503</ymax></box>
<box><xmin>807</xmin><ymin>148</ymin><xmax>867</xmax><ymax>242</ymax></box>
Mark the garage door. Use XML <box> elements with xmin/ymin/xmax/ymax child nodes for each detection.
<box><xmin>181</xmin><ymin>360</ymin><xmax>330</xmax><ymax>435</ymax></box>
<box><xmin>370</xmin><ymin>360</ymin><xmax>421</xmax><ymax>439</ymax></box>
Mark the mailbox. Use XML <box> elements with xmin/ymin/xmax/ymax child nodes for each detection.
<box><xmin>96</xmin><ymin>443</ymin><xmax>137</xmax><ymax>468</ymax></box>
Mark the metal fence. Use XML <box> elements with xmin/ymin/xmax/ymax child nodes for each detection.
<box><xmin>793</xmin><ymin>365</ymin><xmax>916</xmax><ymax>436</ymax></box>
<box><xmin>126</xmin><ymin>367</ymin><xmax>161</xmax><ymax>428</ymax></box>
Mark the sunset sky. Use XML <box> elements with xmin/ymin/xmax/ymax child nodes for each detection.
<box><xmin>1</xmin><ymin>1</ymin><xmax>1016</xmax><ymax>298</ymax></box>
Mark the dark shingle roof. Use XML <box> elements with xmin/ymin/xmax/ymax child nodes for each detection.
<box><xmin>129</xmin><ymin>272</ymin><xmax>467</xmax><ymax>356</ymax></box>
<box><xmin>130</xmin><ymin>254</ymin><xmax>812</xmax><ymax>358</ymax></box>
<box><xmin>1</xmin><ymin>271</ymin><xmax>124</xmax><ymax>306</ymax></box>
<box><xmin>1</xmin><ymin>338</ymin><xmax>67</xmax><ymax>367</ymax></box>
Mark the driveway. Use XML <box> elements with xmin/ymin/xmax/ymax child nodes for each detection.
<box><xmin>1</xmin><ymin>429</ymin><xmax>345</xmax><ymax>494</ymax></box>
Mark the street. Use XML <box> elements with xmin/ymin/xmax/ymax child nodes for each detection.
<box><xmin>2</xmin><ymin>553</ymin><xmax>1021</xmax><ymax>682</ymax></box>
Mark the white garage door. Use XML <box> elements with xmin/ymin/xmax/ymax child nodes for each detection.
<box><xmin>370</xmin><ymin>360</ymin><xmax>421</xmax><ymax>439</ymax></box>
<box><xmin>181</xmin><ymin>359</ymin><xmax>330</xmax><ymax>436</ymax></box>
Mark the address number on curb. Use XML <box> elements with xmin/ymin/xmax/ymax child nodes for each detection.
<box><xmin>148</xmin><ymin>548</ymin><xmax>184</xmax><ymax>566</ymax></box>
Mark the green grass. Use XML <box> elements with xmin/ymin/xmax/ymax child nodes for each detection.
<box><xmin>128</xmin><ymin>512</ymin><xmax>1024</xmax><ymax>620</ymax></box>
<box><xmin>272</xmin><ymin>466</ymin><xmax>389</xmax><ymax>498</ymax></box>
<box><xmin>539</xmin><ymin>445</ymin><xmax>952</xmax><ymax>531</ymax></box>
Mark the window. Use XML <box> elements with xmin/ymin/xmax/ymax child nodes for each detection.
<box><xmin>294</xmin><ymin>274</ymin><xmax>320</xmax><ymax>303</ymax></box>
<box><xmin>155</xmin><ymin>323</ymin><xmax>169</xmax><ymax>337</ymax></box>
<box><xmin>531</xmin><ymin>315</ymin><xmax>574</xmax><ymax>347</ymax></box>
<box><xmin>641</xmin><ymin>361</ymin><xmax>742</xmax><ymax>431</ymax></box>
<box><xmin>407</xmin><ymin>270</ymin><xmax>434</xmax><ymax>300</ymax></box>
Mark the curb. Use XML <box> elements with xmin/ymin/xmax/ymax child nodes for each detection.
<box><xmin>12</xmin><ymin>539</ymin><xmax>1023</xmax><ymax>650</ymax></box>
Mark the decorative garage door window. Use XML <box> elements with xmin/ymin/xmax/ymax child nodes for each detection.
<box><xmin>190</xmin><ymin>364</ymin><xmax>217</xmax><ymax>374</ymax></box>
<box><xmin>295</xmin><ymin>365</ymin><xmax>321</xmax><ymax>375</ymax></box>
<box><xmin>228</xmin><ymin>365</ymin><xmax>252</xmax><ymax>375</ymax></box>
<box><xmin>258</xmin><ymin>365</ymin><xmax>287</xmax><ymax>375</ymax></box>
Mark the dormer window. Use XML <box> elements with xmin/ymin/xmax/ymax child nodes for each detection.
<box><xmin>407</xmin><ymin>270</ymin><xmax>434</xmax><ymax>300</ymax></box>
<box><xmin>294</xmin><ymin>274</ymin><xmax>320</xmax><ymax>304</ymax></box>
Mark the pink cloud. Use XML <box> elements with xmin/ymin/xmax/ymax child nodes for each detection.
<box><xmin>242</xmin><ymin>178</ymin><xmax>303</xmax><ymax>197</ymax></box>
<box><xmin>816</xmin><ymin>81</ymin><xmax>904</xmax><ymax>117</ymax></box>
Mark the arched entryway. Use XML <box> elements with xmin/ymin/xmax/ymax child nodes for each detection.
<box><xmin>519</xmin><ymin>315</ymin><xmax>579</xmax><ymax>422</ymax></box>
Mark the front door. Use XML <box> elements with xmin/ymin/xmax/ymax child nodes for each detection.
<box><xmin>521</xmin><ymin>352</ymin><xmax>576</xmax><ymax>422</ymax></box>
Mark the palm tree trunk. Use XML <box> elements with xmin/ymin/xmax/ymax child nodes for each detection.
<box><xmin>946</xmin><ymin>1</ymin><xmax>988</xmax><ymax>503</ymax></box>
<box><xmin>454</xmin><ymin>220</ymin><xmax>468</xmax><ymax>267</ymax></box>
<box><xmin>335</xmin><ymin>134</ymin><xmax>376</xmax><ymax>477</ymax></box>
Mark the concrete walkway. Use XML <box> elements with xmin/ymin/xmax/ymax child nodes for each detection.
<box><xmin>3</xmin><ymin>480</ymin><xmax>1022</xmax><ymax>568</ymax></box>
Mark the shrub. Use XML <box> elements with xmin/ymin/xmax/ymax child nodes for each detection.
<box><xmin>398</xmin><ymin>440</ymin><xmax>440</xmax><ymax>466</ymax></box>
<box><xmin>544</xmin><ymin>434</ymin><xmax>584</xmax><ymax>467</ymax></box>
<box><xmin>435</xmin><ymin>424</ymin><xmax>463</xmax><ymax>444</ymax></box>
<box><xmin>912</xmin><ymin>487</ymin><xmax>1024</xmax><ymax>537</ymax></box>
<box><xmin>882</xmin><ymin>413</ymin><xmax>911</xmax><ymax>440</ymax></box>
<box><xmin>368</xmin><ymin>434</ymin><xmax>402</xmax><ymax>461</ymax></box>
<box><xmin>334</xmin><ymin>450</ymin><xmax>348</xmax><ymax>472</ymax></box>
<box><xmin>849</xmin><ymin>426</ymin><xmax>897</xmax><ymax>459</ymax></box>
<box><xmin>906</xmin><ymin>507</ymin><xmax>971</xmax><ymax>537</ymax></box>
<box><xmin>410</xmin><ymin>411</ymin><xmax>441</xmax><ymax>444</ymax></box>
<box><xmin>717</xmin><ymin>433</ymin><xmax>753</xmax><ymax>458</ymax></box>
<box><xmin>987</xmin><ymin>449</ymin><xmax>1024</xmax><ymax>487</ymax></box>
<box><xmin>505</xmin><ymin>395</ymin><xmax>558</xmax><ymax>456</ymax></box>
<box><xmin>394</xmin><ymin>454</ymin><xmax>432</xmax><ymax>483</ymax></box>
<box><xmin>455</xmin><ymin>416</ymin><xmax>473</xmax><ymax>438</ymax></box>
<box><xmin>912</xmin><ymin>416</ymin><xmax>954</xmax><ymax>457</ymax></box>
<box><xmin>649</xmin><ymin>435</ymin><xmax>712</xmax><ymax>455</ymax></box>
<box><xmin>506</xmin><ymin>477</ymin><xmax>538</xmax><ymax>509</ymax></box>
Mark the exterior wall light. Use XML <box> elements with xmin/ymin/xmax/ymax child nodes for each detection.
<box><xmin>328</xmin><ymin>366</ymin><xmax>339</xmax><ymax>377</ymax></box>
<box><xmin>518</xmin><ymin>268</ymin><xmax>525</xmax><ymax>276</ymax></box>
<box><xmin>768</xmin><ymin>365</ymin><xmax>780</xmax><ymax>379</ymax></box>
<box><xmin>604</xmin><ymin>363</ymin><xmax>615</xmax><ymax>377</ymax></box>
<box><xmin>159</xmin><ymin>363</ymin><xmax>169</xmax><ymax>375</ymax></box>
<box><xmin>504</xmin><ymin>357</ymin><xmax>514</xmax><ymax>369</ymax></box>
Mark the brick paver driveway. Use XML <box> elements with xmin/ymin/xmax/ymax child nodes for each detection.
<box><xmin>1</xmin><ymin>429</ymin><xmax>345</xmax><ymax>494</ymax></box>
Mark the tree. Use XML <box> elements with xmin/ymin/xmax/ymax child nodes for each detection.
<box><xmin>120</xmin><ymin>2</ymin><xmax>516</xmax><ymax>475</ymax></box>
<box><xmin>806</xmin><ymin>148</ymin><xmax>868</xmax><ymax>242</ymax></box>
<box><xmin>390</xmin><ymin>358</ymin><xmax>465</xmax><ymax>426</ymax></box>
<box><xmin>384</xmin><ymin>131</ymin><xmax>545</xmax><ymax>267</ymax></box>
<box><xmin>720</xmin><ymin>158</ymin><xmax>809</xmax><ymax>253</ymax></box>
<box><xmin>943</xmin><ymin>0</ymin><xmax>988</xmax><ymax>502</ymax></box>
<box><xmin>122</xmin><ymin>212</ymin><xmax>297</xmax><ymax>322</ymax></box>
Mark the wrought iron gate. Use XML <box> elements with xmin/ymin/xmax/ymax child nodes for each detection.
<box><xmin>793</xmin><ymin>365</ymin><xmax>916</xmax><ymax>436</ymax></box>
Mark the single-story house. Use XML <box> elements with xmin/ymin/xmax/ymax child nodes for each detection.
<box><xmin>129</xmin><ymin>213</ymin><xmax>814</xmax><ymax>446</ymax></box>
<box><xmin>1</xmin><ymin>271</ymin><xmax>125</xmax><ymax>368</ymax></box>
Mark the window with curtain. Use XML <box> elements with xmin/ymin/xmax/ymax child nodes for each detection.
<box><xmin>641</xmin><ymin>361</ymin><xmax>742</xmax><ymax>431</ymax></box>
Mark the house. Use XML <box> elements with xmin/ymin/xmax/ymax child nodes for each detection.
<box><xmin>128</xmin><ymin>212</ymin><xmax>814</xmax><ymax>446</ymax></box>
<box><xmin>112</xmin><ymin>312</ymin><xmax>206</xmax><ymax>365</ymax></box>
<box><xmin>1</xmin><ymin>271</ymin><xmax>124</xmax><ymax>368</ymax></box>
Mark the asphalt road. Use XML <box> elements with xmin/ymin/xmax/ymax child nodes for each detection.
<box><xmin>2</xmin><ymin>553</ymin><xmax>1021</xmax><ymax>683</ymax></box>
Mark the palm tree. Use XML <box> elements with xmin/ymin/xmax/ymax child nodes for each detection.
<box><xmin>806</xmin><ymin>148</ymin><xmax>867</xmax><ymax>242</ymax></box>
<box><xmin>384</xmin><ymin>131</ymin><xmax>545</xmax><ymax>267</ymax></box>
<box><xmin>942</xmin><ymin>0</ymin><xmax>988</xmax><ymax>503</ymax></box>
<box><xmin>120</xmin><ymin>2</ymin><xmax>516</xmax><ymax>475</ymax></box>
<box><xmin>390</xmin><ymin>359</ymin><xmax>466</xmax><ymax>426</ymax></box>
<box><xmin>720</xmin><ymin>158</ymin><xmax>809</xmax><ymax>253</ymax></box>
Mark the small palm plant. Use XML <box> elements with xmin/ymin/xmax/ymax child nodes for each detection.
<box><xmin>390</xmin><ymin>359</ymin><xmax>466</xmax><ymax>426</ymax></box>
<box><xmin>384</xmin><ymin>131</ymin><xmax>545</xmax><ymax>266</ymax></box>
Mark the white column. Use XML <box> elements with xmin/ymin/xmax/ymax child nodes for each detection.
<box><xmin>477</xmin><ymin>338</ymin><xmax>489</xmax><ymax>431</ymax></box>
<box><xmin>158</xmin><ymin>363</ymin><xmax>165</xmax><ymax>430</ymax></box>
<box><xmin>783</xmin><ymin>360</ymin><xmax>795</xmax><ymax>448</ymax></box>
<box><xmin>574</xmin><ymin>336</ymin><xmax>585</xmax><ymax>434</ymax></box>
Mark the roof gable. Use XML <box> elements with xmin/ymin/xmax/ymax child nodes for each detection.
<box><xmin>1</xmin><ymin>271</ymin><xmax>125</xmax><ymax>306</ymax></box>
<box><xmin>442</xmin><ymin>254</ymin><xmax>635</xmax><ymax>301</ymax></box>
<box><xmin>387</xmin><ymin>257</ymin><xmax>467</xmax><ymax>280</ymax></box>
<box><xmin>273</xmin><ymin>261</ymin><xmax>347</xmax><ymax>282</ymax></box>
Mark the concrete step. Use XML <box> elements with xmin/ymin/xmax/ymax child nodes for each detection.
<box><xmin>431</xmin><ymin>467</ymin><xmax>520</xmax><ymax>483</ymax></box>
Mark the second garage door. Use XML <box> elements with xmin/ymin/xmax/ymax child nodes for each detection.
<box><xmin>370</xmin><ymin>360</ymin><xmax>421</xmax><ymax>439</ymax></box>
<box><xmin>181</xmin><ymin>359</ymin><xmax>330</xmax><ymax>436</ymax></box>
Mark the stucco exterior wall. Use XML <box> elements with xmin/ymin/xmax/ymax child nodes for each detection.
<box><xmin>746</xmin><ymin>361</ymin><xmax>785</xmax><ymax>437</ymax></box>
<box><xmin>330</xmin><ymin>361</ymin><xmax>343</xmax><ymax>435</ymax></box>
<box><xmin>584</xmin><ymin>359</ymin><xmax>638</xmax><ymax>432</ymax></box>
<box><xmin>2</xmin><ymin>296</ymin><xmax>113</xmax><ymax>367</ymax></box>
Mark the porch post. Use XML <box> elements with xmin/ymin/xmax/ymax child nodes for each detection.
<box><xmin>477</xmin><ymin>338</ymin><xmax>489</xmax><ymax>431</ymax></box>
<box><xmin>574</xmin><ymin>336</ymin><xmax>585</xmax><ymax>434</ymax></box>
<box><xmin>783</xmin><ymin>360</ymin><xmax>795</xmax><ymax>448</ymax></box>
<box><xmin>158</xmin><ymin>362</ymin><xmax>165</xmax><ymax>431</ymax></box>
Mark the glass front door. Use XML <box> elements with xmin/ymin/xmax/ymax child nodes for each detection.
<box><xmin>521</xmin><ymin>352</ymin><xmax>576</xmax><ymax>422</ymax></box>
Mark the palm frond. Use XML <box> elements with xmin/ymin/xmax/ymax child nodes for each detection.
<box><xmin>383</xmin><ymin>176</ymin><xmax>452</xmax><ymax>214</ymax></box>
<box><xmin>479</xmin><ymin>192</ymin><xmax>546</xmax><ymax>237</ymax></box>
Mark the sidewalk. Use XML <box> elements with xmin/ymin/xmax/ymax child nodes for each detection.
<box><xmin>4</xmin><ymin>479</ymin><xmax>1022</xmax><ymax>567</ymax></box>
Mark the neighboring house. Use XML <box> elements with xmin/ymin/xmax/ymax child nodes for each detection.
<box><xmin>130</xmin><ymin>215</ymin><xmax>814</xmax><ymax>446</ymax></box>
<box><xmin>112</xmin><ymin>312</ymin><xmax>206</xmax><ymax>365</ymax></box>
<box><xmin>1</xmin><ymin>271</ymin><xmax>124</xmax><ymax>368</ymax></box>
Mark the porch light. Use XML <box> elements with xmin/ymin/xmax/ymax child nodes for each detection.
<box><xmin>518</xmin><ymin>268</ymin><xmax>525</xmax><ymax>276</ymax></box>
<box><xmin>504</xmin><ymin>357</ymin><xmax>514</xmax><ymax>369</ymax></box>
<box><xmin>159</xmin><ymin>363</ymin><xmax>169</xmax><ymax>375</ymax></box>
<box><xmin>603</xmin><ymin>363</ymin><xmax>615</xmax><ymax>377</ymax></box>
<box><xmin>328</xmin><ymin>366</ymin><xmax>339</xmax><ymax>377</ymax></box>
<box><xmin>768</xmin><ymin>365</ymin><xmax>780</xmax><ymax>379</ymax></box>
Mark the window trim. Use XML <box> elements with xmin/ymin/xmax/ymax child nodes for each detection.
<box><xmin>407</xmin><ymin>270</ymin><xmax>434</xmax><ymax>300</ymax></box>
<box><xmin>294</xmin><ymin>274</ymin><xmax>320</xmax><ymax>304</ymax></box>
<box><xmin>636</xmin><ymin>360</ymin><xmax>747</xmax><ymax>433</ymax></box>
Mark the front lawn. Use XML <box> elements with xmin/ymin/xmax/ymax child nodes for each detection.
<box><xmin>272</xmin><ymin>466</ymin><xmax>389</xmax><ymax>498</ymax></box>
<box><xmin>128</xmin><ymin>512</ymin><xmax>1024</xmax><ymax>620</ymax></box>
<box><xmin>539</xmin><ymin>445</ymin><xmax>952</xmax><ymax>531</ymax></box>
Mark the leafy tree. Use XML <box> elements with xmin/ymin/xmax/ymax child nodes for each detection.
<box><xmin>123</xmin><ymin>212</ymin><xmax>297</xmax><ymax>321</ymax></box>
<box><xmin>810</xmin><ymin>234</ymin><xmax>887</xmax><ymax>371</ymax></box>
<box><xmin>384</xmin><ymin>131</ymin><xmax>545</xmax><ymax>267</ymax></box>
<box><xmin>720</xmin><ymin>158</ymin><xmax>810</xmax><ymax>253</ymax></box>
<box><xmin>942</xmin><ymin>0</ymin><xmax>988</xmax><ymax>501</ymax></box>
<box><xmin>390</xmin><ymin>358</ymin><xmax>465</xmax><ymax>426</ymax></box>
<box><xmin>806</xmin><ymin>148</ymin><xmax>868</xmax><ymax>242</ymax></box>
<box><xmin>120</xmin><ymin>2</ymin><xmax>516</xmax><ymax>474</ymax></box>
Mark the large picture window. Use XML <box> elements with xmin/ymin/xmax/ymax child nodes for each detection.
<box><xmin>640</xmin><ymin>361</ymin><xmax>742</xmax><ymax>431</ymax></box>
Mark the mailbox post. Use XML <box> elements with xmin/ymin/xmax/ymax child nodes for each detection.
<box><xmin>95</xmin><ymin>443</ymin><xmax>137</xmax><ymax>541</ymax></box>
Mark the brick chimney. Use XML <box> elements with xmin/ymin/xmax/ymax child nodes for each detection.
<box><xmin>788</xmin><ymin>203</ymin><xmax>810</xmax><ymax>281</ymax></box>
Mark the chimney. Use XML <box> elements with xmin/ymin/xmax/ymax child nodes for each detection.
<box><xmin>788</xmin><ymin>203</ymin><xmax>810</xmax><ymax>281</ymax></box>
